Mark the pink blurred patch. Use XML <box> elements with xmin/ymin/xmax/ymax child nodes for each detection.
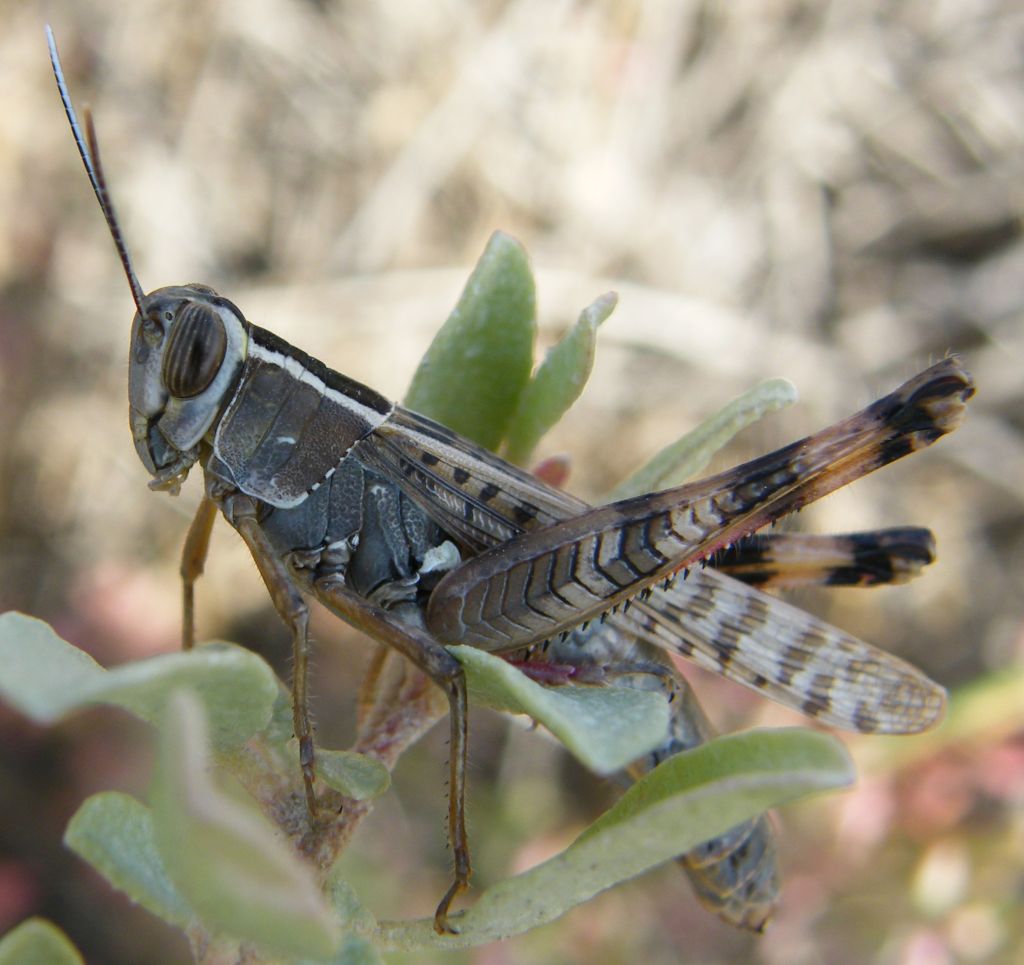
<box><xmin>0</xmin><ymin>861</ymin><xmax>40</xmax><ymax>934</ymax></box>
<box><xmin>66</xmin><ymin>561</ymin><xmax>179</xmax><ymax>662</ymax></box>
<box><xmin>898</xmin><ymin>755</ymin><xmax>975</xmax><ymax>836</ymax></box>
<box><xmin>836</xmin><ymin>775</ymin><xmax>896</xmax><ymax>850</ymax></box>
<box><xmin>531</xmin><ymin>453</ymin><xmax>571</xmax><ymax>489</ymax></box>
<box><xmin>974</xmin><ymin>737</ymin><xmax>1024</xmax><ymax>800</ymax></box>
<box><xmin>900</xmin><ymin>927</ymin><xmax>953</xmax><ymax>965</ymax></box>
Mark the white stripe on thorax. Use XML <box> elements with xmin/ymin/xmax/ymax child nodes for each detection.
<box><xmin>248</xmin><ymin>341</ymin><xmax>395</xmax><ymax>429</ymax></box>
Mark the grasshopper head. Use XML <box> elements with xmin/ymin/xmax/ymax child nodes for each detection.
<box><xmin>48</xmin><ymin>30</ymin><xmax>249</xmax><ymax>493</ymax></box>
<box><xmin>128</xmin><ymin>286</ymin><xmax>248</xmax><ymax>492</ymax></box>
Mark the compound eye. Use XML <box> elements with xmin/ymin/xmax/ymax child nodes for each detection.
<box><xmin>161</xmin><ymin>302</ymin><xmax>228</xmax><ymax>398</ymax></box>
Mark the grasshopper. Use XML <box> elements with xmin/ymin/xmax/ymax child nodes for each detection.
<box><xmin>48</xmin><ymin>28</ymin><xmax>973</xmax><ymax>935</ymax></box>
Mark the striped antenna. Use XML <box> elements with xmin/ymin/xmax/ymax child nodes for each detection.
<box><xmin>46</xmin><ymin>25</ymin><xmax>147</xmax><ymax>317</ymax></box>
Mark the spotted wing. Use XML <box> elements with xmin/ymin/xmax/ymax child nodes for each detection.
<box><xmin>617</xmin><ymin>567</ymin><xmax>945</xmax><ymax>734</ymax></box>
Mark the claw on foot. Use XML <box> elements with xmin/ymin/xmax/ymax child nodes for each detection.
<box><xmin>433</xmin><ymin>877</ymin><xmax>469</xmax><ymax>935</ymax></box>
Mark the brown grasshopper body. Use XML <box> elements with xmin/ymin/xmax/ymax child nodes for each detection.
<box><xmin>48</xmin><ymin>27</ymin><xmax>973</xmax><ymax>935</ymax></box>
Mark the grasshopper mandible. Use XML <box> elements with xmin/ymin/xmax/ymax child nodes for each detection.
<box><xmin>48</xmin><ymin>27</ymin><xmax>973</xmax><ymax>935</ymax></box>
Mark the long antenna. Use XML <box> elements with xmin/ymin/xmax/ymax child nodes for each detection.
<box><xmin>46</xmin><ymin>25</ymin><xmax>148</xmax><ymax>317</ymax></box>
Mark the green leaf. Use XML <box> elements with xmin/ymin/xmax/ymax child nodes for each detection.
<box><xmin>298</xmin><ymin>874</ymin><xmax>381</xmax><ymax>964</ymax></box>
<box><xmin>377</xmin><ymin>728</ymin><xmax>853</xmax><ymax>949</ymax></box>
<box><xmin>0</xmin><ymin>614</ymin><xmax>278</xmax><ymax>750</ymax></box>
<box><xmin>449</xmin><ymin>646</ymin><xmax>668</xmax><ymax>775</ymax></box>
<box><xmin>324</xmin><ymin>871</ymin><xmax>378</xmax><ymax>934</ymax></box>
<box><xmin>299</xmin><ymin>935</ymin><xmax>383</xmax><ymax>965</ymax></box>
<box><xmin>608</xmin><ymin>377</ymin><xmax>799</xmax><ymax>500</ymax></box>
<box><xmin>64</xmin><ymin>792</ymin><xmax>193</xmax><ymax>928</ymax></box>
<box><xmin>0</xmin><ymin>919</ymin><xmax>83</xmax><ymax>965</ymax></box>
<box><xmin>151</xmin><ymin>690</ymin><xmax>340</xmax><ymax>959</ymax></box>
<box><xmin>404</xmin><ymin>231</ymin><xmax>536</xmax><ymax>449</ymax></box>
<box><xmin>0</xmin><ymin>613</ymin><xmax>106</xmax><ymax>719</ymax></box>
<box><xmin>505</xmin><ymin>292</ymin><xmax>617</xmax><ymax>465</ymax></box>
<box><xmin>81</xmin><ymin>643</ymin><xmax>279</xmax><ymax>751</ymax></box>
<box><xmin>316</xmin><ymin>750</ymin><xmax>391</xmax><ymax>801</ymax></box>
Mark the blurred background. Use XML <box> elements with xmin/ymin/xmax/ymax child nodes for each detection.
<box><xmin>1</xmin><ymin>1</ymin><xmax>1022</xmax><ymax>962</ymax></box>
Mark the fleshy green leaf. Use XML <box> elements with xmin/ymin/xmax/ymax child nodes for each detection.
<box><xmin>64</xmin><ymin>792</ymin><xmax>192</xmax><ymax>928</ymax></box>
<box><xmin>0</xmin><ymin>919</ymin><xmax>83</xmax><ymax>965</ymax></box>
<box><xmin>449</xmin><ymin>645</ymin><xmax>668</xmax><ymax>775</ymax></box>
<box><xmin>324</xmin><ymin>872</ymin><xmax>378</xmax><ymax>934</ymax></box>
<box><xmin>300</xmin><ymin>935</ymin><xmax>383</xmax><ymax>965</ymax></box>
<box><xmin>151</xmin><ymin>690</ymin><xmax>340</xmax><ymax>959</ymax></box>
<box><xmin>295</xmin><ymin>875</ymin><xmax>381</xmax><ymax>965</ymax></box>
<box><xmin>504</xmin><ymin>292</ymin><xmax>617</xmax><ymax>465</ymax></box>
<box><xmin>0</xmin><ymin>613</ymin><xmax>278</xmax><ymax>750</ymax></box>
<box><xmin>377</xmin><ymin>728</ymin><xmax>853</xmax><ymax>949</ymax></box>
<box><xmin>80</xmin><ymin>643</ymin><xmax>279</xmax><ymax>751</ymax></box>
<box><xmin>404</xmin><ymin>231</ymin><xmax>536</xmax><ymax>449</ymax></box>
<box><xmin>608</xmin><ymin>377</ymin><xmax>798</xmax><ymax>500</ymax></box>
<box><xmin>0</xmin><ymin>612</ymin><xmax>106</xmax><ymax>719</ymax></box>
<box><xmin>316</xmin><ymin>750</ymin><xmax>391</xmax><ymax>801</ymax></box>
